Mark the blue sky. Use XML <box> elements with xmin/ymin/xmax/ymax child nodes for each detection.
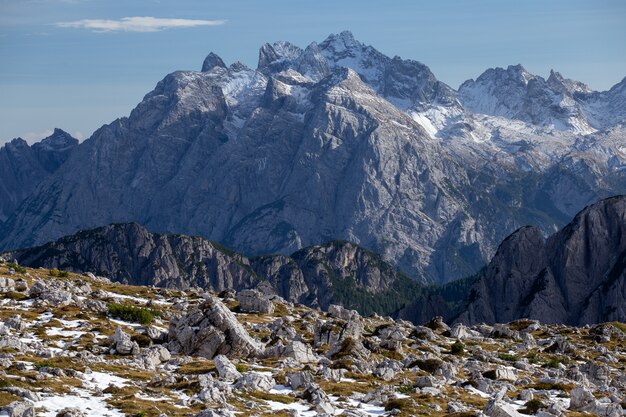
<box><xmin>1</xmin><ymin>0</ymin><xmax>625</xmax><ymax>144</ymax></box>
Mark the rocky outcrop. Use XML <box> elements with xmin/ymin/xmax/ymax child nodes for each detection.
<box><xmin>168</xmin><ymin>295</ymin><xmax>262</xmax><ymax>358</ymax></box>
<box><xmin>457</xmin><ymin>195</ymin><xmax>626</xmax><ymax>325</ymax></box>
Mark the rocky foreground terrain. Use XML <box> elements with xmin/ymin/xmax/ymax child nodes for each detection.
<box><xmin>0</xmin><ymin>260</ymin><xmax>624</xmax><ymax>417</ymax></box>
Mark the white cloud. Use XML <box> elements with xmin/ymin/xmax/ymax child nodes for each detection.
<box><xmin>21</xmin><ymin>129</ymin><xmax>53</xmax><ymax>144</ymax></box>
<box><xmin>55</xmin><ymin>16</ymin><xmax>225</xmax><ymax>32</ymax></box>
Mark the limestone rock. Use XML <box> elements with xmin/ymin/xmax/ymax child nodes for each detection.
<box><xmin>110</xmin><ymin>327</ymin><xmax>140</xmax><ymax>355</ymax></box>
<box><xmin>234</xmin><ymin>372</ymin><xmax>275</xmax><ymax>392</ymax></box>
<box><xmin>214</xmin><ymin>355</ymin><xmax>242</xmax><ymax>382</ymax></box>
<box><xmin>168</xmin><ymin>295</ymin><xmax>261</xmax><ymax>359</ymax></box>
<box><xmin>236</xmin><ymin>289</ymin><xmax>274</xmax><ymax>314</ymax></box>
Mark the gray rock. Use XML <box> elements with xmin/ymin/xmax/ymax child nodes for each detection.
<box><xmin>237</xmin><ymin>289</ymin><xmax>274</xmax><ymax>314</ymax></box>
<box><xmin>144</xmin><ymin>326</ymin><xmax>169</xmax><ymax>343</ymax></box>
<box><xmin>235</xmin><ymin>372</ymin><xmax>275</xmax><ymax>392</ymax></box>
<box><xmin>570</xmin><ymin>386</ymin><xmax>595</xmax><ymax>410</ymax></box>
<box><xmin>4</xmin><ymin>315</ymin><xmax>26</xmax><ymax>331</ymax></box>
<box><xmin>362</xmin><ymin>385</ymin><xmax>396</xmax><ymax>406</ymax></box>
<box><xmin>484</xmin><ymin>399</ymin><xmax>525</xmax><ymax>417</ymax></box>
<box><xmin>414</xmin><ymin>375</ymin><xmax>441</xmax><ymax>388</ymax></box>
<box><xmin>493</xmin><ymin>367</ymin><xmax>517</xmax><ymax>382</ymax></box>
<box><xmin>110</xmin><ymin>327</ymin><xmax>140</xmax><ymax>355</ymax></box>
<box><xmin>328</xmin><ymin>305</ymin><xmax>360</xmax><ymax>321</ymax></box>
<box><xmin>214</xmin><ymin>355</ymin><xmax>241</xmax><ymax>382</ymax></box>
<box><xmin>282</xmin><ymin>340</ymin><xmax>318</xmax><ymax>363</ymax></box>
<box><xmin>138</xmin><ymin>345</ymin><xmax>171</xmax><ymax>369</ymax></box>
<box><xmin>4</xmin><ymin>387</ymin><xmax>41</xmax><ymax>402</ymax></box>
<box><xmin>55</xmin><ymin>408</ymin><xmax>87</xmax><ymax>417</ymax></box>
<box><xmin>0</xmin><ymin>401</ymin><xmax>35</xmax><ymax>417</ymax></box>
<box><xmin>314</xmin><ymin>318</ymin><xmax>362</xmax><ymax>347</ymax></box>
<box><xmin>286</xmin><ymin>370</ymin><xmax>314</xmax><ymax>390</ymax></box>
<box><xmin>0</xmin><ymin>277</ymin><xmax>15</xmax><ymax>292</ymax></box>
<box><xmin>196</xmin><ymin>379</ymin><xmax>232</xmax><ymax>404</ymax></box>
<box><xmin>302</xmin><ymin>384</ymin><xmax>335</xmax><ymax>415</ymax></box>
<box><xmin>168</xmin><ymin>295</ymin><xmax>261</xmax><ymax>359</ymax></box>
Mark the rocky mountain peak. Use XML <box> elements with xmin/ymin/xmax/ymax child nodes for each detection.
<box><xmin>0</xmin><ymin>129</ymin><xmax>78</xmax><ymax>223</ymax></box>
<box><xmin>457</xmin><ymin>195</ymin><xmax>626</xmax><ymax>325</ymax></box>
<box><xmin>257</xmin><ymin>41</ymin><xmax>303</xmax><ymax>74</ymax></box>
<box><xmin>201</xmin><ymin>52</ymin><xmax>227</xmax><ymax>72</ymax></box>
<box><xmin>546</xmin><ymin>69</ymin><xmax>591</xmax><ymax>95</ymax></box>
<box><xmin>33</xmin><ymin>128</ymin><xmax>78</xmax><ymax>151</ymax></box>
<box><xmin>318</xmin><ymin>30</ymin><xmax>362</xmax><ymax>56</ymax></box>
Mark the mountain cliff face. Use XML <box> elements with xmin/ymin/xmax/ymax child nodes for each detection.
<box><xmin>456</xmin><ymin>195</ymin><xmax>626</xmax><ymax>325</ymax></box>
<box><xmin>0</xmin><ymin>129</ymin><xmax>78</xmax><ymax>223</ymax></box>
<box><xmin>1</xmin><ymin>32</ymin><xmax>625</xmax><ymax>285</ymax></box>
<box><xmin>3</xmin><ymin>223</ymin><xmax>421</xmax><ymax>315</ymax></box>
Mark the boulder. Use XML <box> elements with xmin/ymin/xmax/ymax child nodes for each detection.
<box><xmin>144</xmin><ymin>325</ymin><xmax>169</xmax><ymax>343</ymax></box>
<box><xmin>286</xmin><ymin>371</ymin><xmax>314</xmax><ymax>390</ymax></box>
<box><xmin>168</xmin><ymin>296</ymin><xmax>261</xmax><ymax>359</ymax></box>
<box><xmin>110</xmin><ymin>327</ymin><xmax>140</xmax><ymax>355</ymax></box>
<box><xmin>282</xmin><ymin>341</ymin><xmax>318</xmax><ymax>363</ymax></box>
<box><xmin>138</xmin><ymin>345</ymin><xmax>171</xmax><ymax>369</ymax></box>
<box><xmin>4</xmin><ymin>315</ymin><xmax>27</xmax><ymax>331</ymax></box>
<box><xmin>328</xmin><ymin>304</ymin><xmax>360</xmax><ymax>321</ymax></box>
<box><xmin>302</xmin><ymin>384</ymin><xmax>335</xmax><ymax>415</ymax></box>
<box><xmin>314</xmin><ymin>318</ymin><xmax>362</xmax><ymax>347</ymax></box>
<box><xmin>569</xmin><ymin>386</ymin><xmax>595</xmax><ymax>410</ymax></box>
<box><xmin>0</xmin><ymin>277</ymin><xmax>15</xmax><ymax>292</ymax></box>
<box><xmin>214</xmin><ymin>355</ymin><xmax>241</xmax><ymax>382</ymax></box>
<box><xmin>55</xmin><ymin>408</ymin><xmax>87</xmax><ymax>417</ymax></box>
<box><xmin>425</xmin><ymin>316</ymin><xmax>450</xmax><ymax>333</ymax></box>
<box><xmin>196</xmin><ymin>380</ymin><xmax>232</xmax><ymax>404</ymax></box>
<box><xmin>484</xmin><ymin>400</ymin><xmax>525</xmax><ymax>417</ymax></box>
<box><xmin>3</xmin><ymin>387</ymin><xmax>41</xmax><ymax>402</ymax></box>
<box><xmin>0</xmin><ymin>401</ymin><xmax>35</xmax><ymax>417</ymax></box>
<box><xmin>235</xmin><ymin>372</ymin><xmax>275</xmax><ymax>392</ymax></box>
<box><xmin>237</xmin><ymin>289</ymin><xmax>274</xmax><ymax>314</ymax></box>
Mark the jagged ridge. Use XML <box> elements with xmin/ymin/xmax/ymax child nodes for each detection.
<box><xmin>2</xmin><ymin>223</ymin><xmax>422</xmax><ymax>316</ymax></box>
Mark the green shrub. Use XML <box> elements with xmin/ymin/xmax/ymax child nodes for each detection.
<box><xmin>543</xmin><ymin>356</ymin><xmax>569</xmax><ymax>369</ymax></box>
<box><xmin>235</xmin><ymin>363</ymin><xmax>249</xmax><ymax>373</ymax></box>
<box><xmin>397</xmin><ymin>384</ymin><xmax>413</xmax><ymax>394</ymax></box>
<box><xmin>450</xmin><ymin>341</ymin><xmax>464</xmax><ymax>355</ymax></box>
<box><xmin>7</xmin><ymin>263</ymin><xmax>26</xmax><ymax>274</ymax></box>
<box><xmin>498</xmin><ymin>353</ymin><xmax>519</xmax><ymax>362</ymax></box>
<box><xmin>49</xmin><ymin>268</ymin><xmax>70</xmax><ymax>278</ymax></box>
<box><xmin>108</xmin><ymin>303</ymin><xmax>157</xmax><ymax>325</ymax></box>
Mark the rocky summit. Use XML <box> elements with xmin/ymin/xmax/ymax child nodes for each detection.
<box><xmin>0</xmin><ymin>260</ymin><xmax>624</xmax><ymax>417</ymax></box>
<box><xmin>1</xmin><ymin>31</ymin><xmax>625</xmax><ymax>285</ymax></box>
<box><xmin>456</xmin><ymin>195</ymin><xmax>626</xmax><ymax>326</ymax></box>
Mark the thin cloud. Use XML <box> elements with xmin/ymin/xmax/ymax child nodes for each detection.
<box><xmin>55</xmin><ymin>16</ymin><xmax>225</xmax><ymax>32</ymax></box>
<box><xmin>21</xmin><ymin>129</ymin><xmax>53</xmax><ymax>144</ymax></box>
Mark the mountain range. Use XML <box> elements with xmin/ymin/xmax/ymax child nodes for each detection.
<box><xmin>1</xmin><ymin>31</ymin><xmax>625</xmax><ymax>286</ymax></box>
<box><xmin>4</xmin><ymin>195</ymin><xmax>625</xmax><ymax>325</ymax></box>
